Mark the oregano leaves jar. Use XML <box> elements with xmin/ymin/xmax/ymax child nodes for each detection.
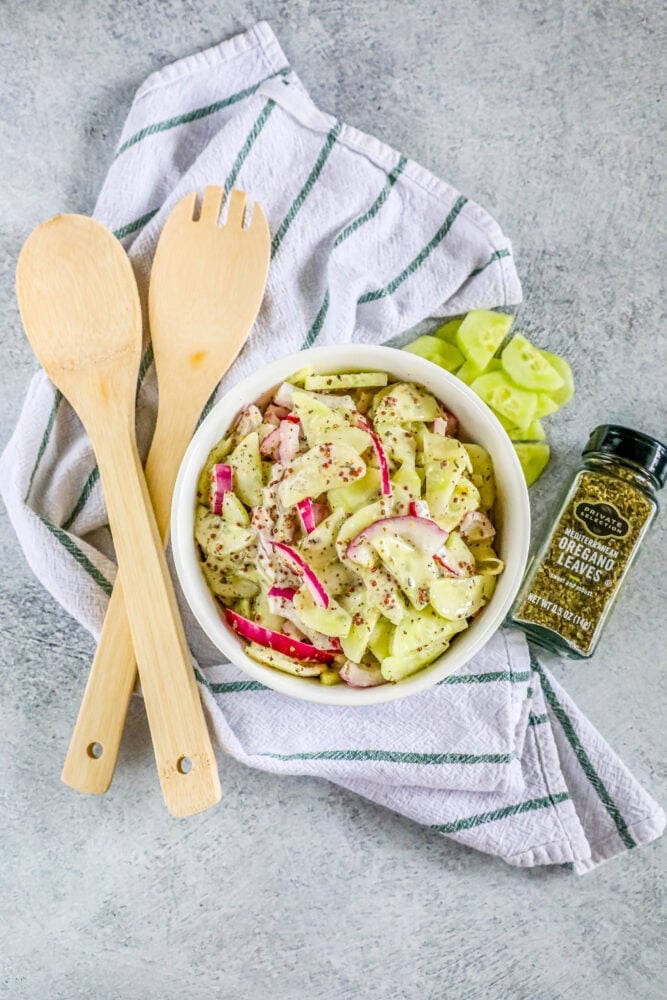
<box><xmin>510</xmin><ymin>425</ymin><xmax>667</xmax><ymax>658</ymax></box>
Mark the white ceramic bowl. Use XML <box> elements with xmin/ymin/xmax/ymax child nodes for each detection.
<box><xmin>172</xmin><ymin>345</ymin><xmax>530</xmax><ymax>705</ymax></box>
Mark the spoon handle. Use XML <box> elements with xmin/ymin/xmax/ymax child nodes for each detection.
<box><xmin>81</xmin><ymin>417</ymin><xmax>220</xmax><ymax>817</ymax></box>
<box><xmin>62</xmin><ymin>403</ymin><xmax>201</xmax><ymax>797</ymax></box>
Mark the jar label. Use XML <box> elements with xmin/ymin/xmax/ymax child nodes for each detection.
<box><xmin>513</xmin><ymin>471</ymin><xmax>652</xmax><ymax>655</ymax></box>
<box><xmin>573</xmin><ymin>501</ymin><xmax>629</xmax><ymax>539</ymax></box>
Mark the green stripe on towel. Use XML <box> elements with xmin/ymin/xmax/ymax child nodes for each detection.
<box><xmin>533</xmin><ymin>656</ymin><xmax>636</xmax><ymax>850</ymax></box>
<box><xmin>224</xmin><ymin>98</ymin><xmax>277</xmax><ymax>193</ymax></box>
<box><xmin>114</xmin><ymin>67</ymin><xmax>290</xmax><ymax>158</ymax></box>
<box><xmin>112</xmin><ymin>209</ymin><xmax>158</xmax><ymax>241</ymax></box>
<box><xmin>25</xmin><ymin>389</ymin><xmax>63</xmax><ymax>502</ymax></box>
<box><xmin>62</xmin><ymin>466</ymin><xmax>100</xmax><ymax>531</ymax></box>
<box><xmin>38</xmin><ymin>517</ymin><xmax>113</xmax><ymax>597</ymax></box>
<box><xmin>271</xmin><ymin>121</ymin><xmax>342</xmax><ymax>259</ymax></box>
<box><xmin>469</xmin><ymin>248</ymin><xmax>511</xmax><ymax>278</ymax></box>
<box><xmin>256</xmin><ymin>749</ymin><xmax>516</xmax><ymax>765</ymax></box>
<box><xmin>431</xmin><ymin>792</ymin><xmax>570</xmax><ymax>834</ymax></box>
<box><xmin>358</xmin><ymin>194</ymin><xmax>468</xmax><ymax>303</ymax></box>
<box><xmin>439</xmin><ymin>670</ymin><xmax>531</xmax><ymax>685</ymax></box>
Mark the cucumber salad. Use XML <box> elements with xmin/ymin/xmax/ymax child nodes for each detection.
<box><xmin>194</xmin><ymin>371</ymin><xmax>504</xmax><ymax>687</ymax></box>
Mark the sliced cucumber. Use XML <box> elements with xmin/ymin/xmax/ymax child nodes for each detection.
<box><xmin>372</xmin><ymin>383</ymin><xmax>440</xmax><ymax>424</ymax></box>
<box><xmin>196</xmin><ymin>435</ymin><xmax>234</xmax><ymax>500</ymax></box>
<box><xmin>328</xmin><ymin>467</ymin><xmax>382</xmax><ymax>513</ymax></box>
<box><xmin>317</xmin><ymin>559</ymin><xmax>357</xmax><ymax>598</ymax></box>
<box><xmin>368</xmin><ymin>617</ymin><xmax>394</xmax><ymax>661</ymax></box>
<box><xmin>228</xmin><ymin>431</ymin><xmax>264</xmax><ymax>507</ymax></box>
<box><xmin>533</xmin><ymin>393</ymin><xmax>561</xmax><ymax>419</ymax></box>
<box><xmin>423</xmin><ymin>432</ymin><xmax>472</xmax><ymax>515</ymax></box>
<box><xmin>375</xmin><ymin>423</ymin><xmax>416</xmax><ymax>466</ymax></box>
<box><xmin>390</xmin><ymin>606</ymin><xmax>467</xmax><ymax>656</ymax></box>
<box><xmin>513</xmin><ymin>442</ymin><xmax>551</xmax><ymax>486</ymax></box>
<box><xmin>436</xmin><ymin>476</ymin><xmax>481</xmax><ymax>532</ymax></box>
<box><xmin>195</xmin><ymin>509</ymin><xmax>256</xmax><ymax>558</ymax></box>
<box><xmin>501</xmin><ymin>334</ymin><xmax>564</xmax><ymax>392</ymax></box>
<box><xmin>480</xmin><ymin>575</ymin><xmax>497</xmax><ymax>602</ymax></box>
<box><xmin>455</xmin><ymin>359</ymin><xmax>483</xmax><ymax>385</ymax></box>
<box><xmin>293</xmin><ymin>587</ymin><xmax>352</xmax><ymax>638</ymax></box>
<box><xmin>340</xmin><ymin>587</ymin><xmax>380</xmax><ymax>662</ymax></box>
<box><xmin>200</xmin><ymin>561</ymin><xmax>259</xmax><ymax>600</ymax></box>
<box><xmin>429</xmin><ymin>575</ymin><xmax>487</xmax><ymax>620</ymax></box>
<box><xmin>540</xmin><ymin>350</ymin><xmax>574</xmax><ymax>407</ymax></box>
<box><xmin>463</xmin><ymin>443</ymin><xmax>495</xmax><ymax>511</ymax></box>
<box><xmin>277</xmin><ymin>443</ymin><xmax>366</xmax><ymax>508</ymax></box>
<box><xmin>371</xmin><ymin>532</ymin><xmax>439</xmax><ymax>610</ymax></box>
<box><xmin>433</xmin><ymin>317</ymin><xmax>463</xmax><ymax>343</ymax></box>
<box><xmin>381</xmin><ymin>640</ymin><xmax>450</xmax><ymax>682</ymax></box>
<box><xmin>357</xmin><ymin>564</ymin><xmax>406</xmax><ymax>625</ymax></box>
<box><xmin>245</xmin><ymin>643</ymin><xmax>323</xmax><ymax>676</ymax></box>
<box><xmin>319</xmin><ymin>668</ymin><xmax>343</xmax><ymax>685</ymax></box>
<box><xmin>336</xmin><ymin>499</ymin><xmax>389</xmax><ymax>563</ymax></box>
<box><xmin>292</xmin><ymin>390</ymin><xmax>369</xmax><ymax>454</ymax></box>
<box><xmin>441</xmin><ymin>530</ymin><xmax>475</xmax><ymax>577</ymax></box>
<box><xmin>286</xmin><ymin>367</ymin><xmax>313</xmax><ymax>386</ymax></box>
<box><xmin>304</xmin><ymin>372</ymin><xmax>388</xmax><ymax>391</ymax></box>
<box><xmin>455</xmin><ymin>309</ymin><xmax>514</xmax><ymax>371</ymax></box>
<box><xmin>251</xmin><ymin>588</ymin><xmax>284</xmax><ymax>631</ymax></box>
<box><xmin>507</xmin><ymin>419</ymin><xmax>547</xmax><ymax>442</ymax></box>
<box><xmin>299</xmin><ymin>507</ymin><xmax>347</xmax><ymax>568</ymax></box>
<box><xmin>403</xmin><ymin>336</ymin><xmax>464</xmax><ymax>372</ymax></box>
<box><xmin>221</xmin><ymin>491</ymin><xmax>250</xmax><ymax>525</ymax></box>
<box><xmin>470</xmin><ymin>372</ymin><xmax>537</xmax><ymax>431</ymax></box>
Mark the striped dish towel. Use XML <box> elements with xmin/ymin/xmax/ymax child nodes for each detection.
<box><xmin>1</xmin><ymin>21</ymin><xmax>663</xmax><ymax>871</ymax></box>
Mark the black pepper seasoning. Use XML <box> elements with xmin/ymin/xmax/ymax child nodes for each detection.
<box><xmin>509</xmin><ymin>425</ymin><xmax>667</xmax><ymax>658</ymax></box>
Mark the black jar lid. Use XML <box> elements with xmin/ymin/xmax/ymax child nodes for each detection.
<box><xmin>583</xmin><ymin>425</ymin><xmax>667</xmax><ymax>488</ymax></box>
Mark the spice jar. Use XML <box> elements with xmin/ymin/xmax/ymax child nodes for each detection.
<box><xmin>509</xmin><ymin>425</ymin><xmax>667</xmax><ymax>658</ymax></box>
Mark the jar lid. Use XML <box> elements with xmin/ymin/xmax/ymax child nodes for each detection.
<box><xmin>583</xmin><ymin>425</ymin><xmax>667</xmax><ymax>488</ymax></box>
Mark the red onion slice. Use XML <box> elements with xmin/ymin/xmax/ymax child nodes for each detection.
<box><xmin>270</xmin><ymin>541</ymin><xmax>330</xmax><ymax>608</ymax></box>
<box><xmin>209</xmin><ymin>464</ymin><xmax>233</xmax><ymax>515</ymax></box>
<box><xmin>259</xmin><ymin>426</ymin><xmax>281</xmax><ymax>458</ymax></box>
<box><xmin>267</xmin><ymin>585</ymin><xmax>297</xmax><ymax>601</ymax></box>
<box><xmin>346</xmin><ymin>515</ymin><xmax>448</xmax><ymax>564</ymax></box>
<box><xmin>357</xmin><ymin>416</ymin><xmax>391</xmax><ymax>496</ymax></box>
<box><xmin>459</xmin><ymin>510</ymin><xmax>496</xmax><ymax>542</ymax></box>
<box><xmin>279</xmin><ymin>417</ymin><xmax>301</xmax><ymax>465</ymax></box>
<box><xmin>225</xmin><ymin>609</ymin><xmax>337</xmax><ymax>662</ymax></box>
<box><xmin>408</xmin><ymin>499</ymin><xmax>430</xmax><ymax>518</ymax></box>
<box><xmin>433</xmin><ymin>412</ymin><xmax>458</xmax><ymax>437</ymax></box>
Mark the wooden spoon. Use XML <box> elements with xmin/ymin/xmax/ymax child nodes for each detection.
<box><xmin>16</xmin><ymin>214</ymin><xmax>221</xmax><ymax>817</ymax></box>
<box><xmin>61</xmin><ymin>187</ymin><xmax>271</xmax><ymax>795</ymax></box>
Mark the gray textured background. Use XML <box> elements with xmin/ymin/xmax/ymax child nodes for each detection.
<box><xmin>1</xmin><ymin>2</ymin><xmax>666</xmax><ymax>998</ymax></box>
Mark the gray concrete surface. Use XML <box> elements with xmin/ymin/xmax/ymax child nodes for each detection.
<box><xmin>1</xmin><ymin>2</ymin><xmax>665</xmax><ymax>998</ymax></box>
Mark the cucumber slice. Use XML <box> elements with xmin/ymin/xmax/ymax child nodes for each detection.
<box><xmin>228</xmin><ymin>432</ymin><xmax>264</xmax><ymax>507</ymax></box>
<box><xmin>371</xmin><ymin>532</ymin><xmax>439</xmax><ymax>610</ymax></box>
<box><xmin>317</xmin><ymin>559</ymin><xmax>357</xmax><ymax>598</ymax></box>
<box><xmin>390</xmin><ymin>606</ymin><xmax>467</xmax><ymax>657</ymax></box>
<box><xmin>513</xmin><ymin>442</ymin><xmax>551</xmax><ymax>486</ymax></box>
<box><xmin>196</xmin><ymin>435</ymin><xmax>234</xmax><ymax>500</ymax></box>
<box><xmin>463</xmin><ymin>444</ymin><xmax>495</xmax><ymax>511</ymax></box>
<box><xmin>277</xmin><ymin>443</ymin><xmax>366</xmax><ymax>508</ymax></box>
<box><xmin>336</xmin><ymin>499</ymin><xmax>391</xmax><ymax>563</ymax></box>
<box><xmin>436</xmin><ymin>477</ymin><xmax>481</xmax><ymax>532</ymax></box>
<box><xmin>221</xmin><ymin>491</ymin><xmax>250</xmax><ymax>525</ymax></box>
<box><xmin>200</xmin><ymin>562</ymin><xmax>259</xmax><ymax>601</ymax></box>
<box><xmin>539</xmin><ymin>350</ymin><xmax>574</xmax><ymax>407</ymax></box>
<box><xmin>480</xmin><ymin>575</ymin><xmax>497</xmax><ymax>602</ymax></box>
<box><xmin>286</xmin><ymin>367</ymin><xmax>313</xmax><ymax>386</ymax></box>
<box><xmin>391</xmin><ymin>462</ymin><xmax>422</xmax><ymax>513</ymax></box>
<box><xmin>423</xmin><ymin>432</ymin><xmax>472</xmax><ymax>514</ymax></box>
<box><xmin>357</xmin><ymin>564</ymin><xmax>406</xmax><ymax>624</ymax></box>
<box><xmin>455</xmin><ymin>359</ymin><xmax>483</xmax><ymax>385</ymax></box>
<box><xmin>368</xmin><ymin>617</ymin><xmax>394</xmax><ymax>661</ymax></box>
<box><xmin>507</xmin><ymin>419</ymin><xmax>546</xmax><ymax>442</ymax></box>
<box><xmin>328</xmin><ymin>467</ymin><xmax>382</xmax><ymax>513</ymax></box>
<box><xmin>501</xmin><ymin>334</ymin><xmax>564</xmax><ymax>391</ymax></box>
<box><xmin>372</xmin><ymin>383</ymin><xmax>440</xmax><ymax>424</ymax></box>
<box><xmin>340</xmin><ymin>586</ymin><xmax>380</xmax><ymax>662</ymax></box>
<box><xmin>195</xmin><ymin>509</ymin><xmax>256</xmax><ymax>558</ymax></box>
<box><xmin>292</xmin><ymin>391</ymin><xmax>370</xmax><ymax>454</ymax></box>
<box><xmin>319</xmin><ymin>668</ymin><xmax>343</xmax><ymax>685</ymax></box>
<box><xmin>433</xmin><ymin>317</ymin><xmax>463</xmax><ymax>343</ymax></box>
<box><xmin>293</xmin><ymin>587</ymin><xmax>352</xmax><ymax>638</ymax></box>
<box><xmin>380</xmin><ymin>640</ymin><xmax>450</xmax><ymax>682</ymax></box>
<box><xmin>470</xmin><ymin>543</ymin><xmax>505</xmax><ymax>576</ymax></box>
<box><xmin>245</xmin><ymin>643</ymin><xmax>323</xmax><ymax>676</ymax></box>
<box><xmin>251</xmin><ymin>588</ymin><xmax>284</xmax><ymax>631</ymax></box>
<box><xmin>299</xmin><ymin>507</ymin><xmax>347</xmax><ymax>569</ymax></box>
<box><xmin>403</xmin><ymin>336</ymin><xmax>464</xmax><ymax>372</ymax></box>
<box><xmin>533</xmin><ymin>393</ymin><xmax>561</xmax><ymax>419</ymax></box>
<box><xmin>429</xmin><ymin>575</ymin><xmax>487</xmax><ymax>620</ymax></box>
<box><xmin>455</xmin><ymin>309</ymin><xmax>514</xmax><ymax>371</ymax></box>
<box><xmin>375</xmin><ymin>423</ymin><xmax>416</xmax><ymax>466</ymax></box>
<box><xmin>440</xmin><ymin>531</ymin><xmax>475</xmax><ymax>577</ymax></box>
<box><xmin>470</xmin><ymin>372</ymin><xmax>537</xmax><ymax>431</ymax></box>
<box><xmin>304</xmin><ymin>372</ymin><xmax>388</xmax><ymax>391</ymax></box>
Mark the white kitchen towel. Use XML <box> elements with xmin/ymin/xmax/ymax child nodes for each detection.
<box><xmin>1</xmin><ymin>21</ymin><xmax>663</xmax><ymax>872</ymax></box>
